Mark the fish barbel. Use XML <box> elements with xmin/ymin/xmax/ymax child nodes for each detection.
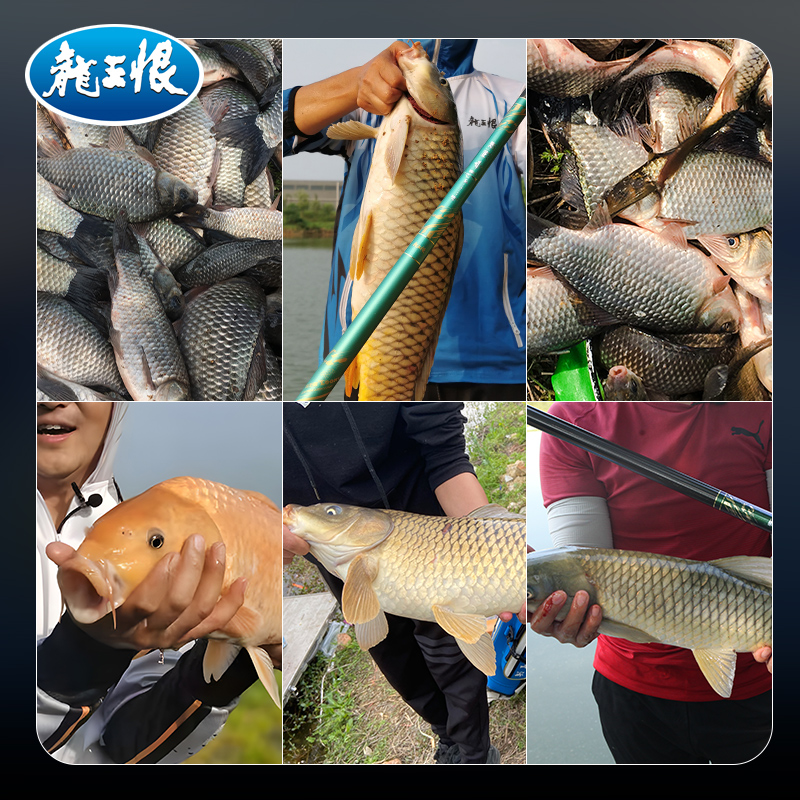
<box><xmin>325</xmin><ymin>41</ymin><xmax>463</xmax><ymax>400</ymax></box>
<box><xmin>527</xmin><ymin>546</ymin><xmax>772</xmax><ymax>698</ymax></box>
<box><xmin>54</xmin><ymin>477</ymin><xmax>282</xmax><ymax>706</ymax></box>
<box><xmin>283</xmin><ymin>503</ymin><xmax>526</xmax><ymax>675</ymax></box>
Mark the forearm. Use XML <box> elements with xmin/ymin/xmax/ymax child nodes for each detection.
<box><xmin>546</xmin><ymin>496</ymin><xmax>614</xmax><ymax>548</ymax></box>
<box><xmin>434</xmin><ymin>472</ymin><xmax>489</xmax><ymax>517</ymax></box>
<box><xmin>293</xmin><ymin>69</ymin><xmax>362</xmax><ymax>135</ymax></box>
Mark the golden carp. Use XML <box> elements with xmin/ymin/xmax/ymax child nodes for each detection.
<box><xmin>283</xmin><ymin>503</ymin><xmax>526</xmax><ymax>676</ymax></box>
<box><xmin>55</xmin><ymin>477</ymin><xmax>282</xmax><ymax>706</ymax></box>
<box><xmin>527</xmin><ymin>546</ymin><xmax>772</xmax><ymax>698</ymax></box>
<box><xmin>326</xmin><ymin>41</ymin><xmax>463</xmax><ymax>400</ymax></box>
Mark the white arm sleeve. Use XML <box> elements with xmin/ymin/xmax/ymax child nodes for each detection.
<box><xmin>546</xmin><ymin>496</ymin><xmax>614</xmax><ymax>549</ymax></box>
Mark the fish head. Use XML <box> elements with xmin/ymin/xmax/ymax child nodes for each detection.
<box><xmin>603</xmin><ymin>365</ymin><xmax>649</xmax><ymax>401</ymax></box>
<box><xmin>397</xmin><ymin>42</ymin><xmax>458</xmax><ymax>126</ymax></box>
<box><xmin>698</xmin><ymin>284</ymin><xmax>741</xmax><ymax>334</ymax></box>
<box><xmin>156</xmin><ymin>171</ymin><xmax>198</xmax><ymax>214</ymax></box>
<box><xmin>526</xmin><ymin>547</ymin><xmax>595</xmax><ymax>616</ymax></box>
<box><xmin>283</xmin><ymin>503</ymin><xmax>394</xmax><ymax>568</ymax></box>
<box><xmin>57</xmin><ymin>482</ymin><xmax>222</xmax><ymax>624</ymax></box>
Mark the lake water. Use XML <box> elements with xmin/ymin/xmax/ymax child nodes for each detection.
<box><xmin>283</xmin><ymin>237</ymin><xmax>345</xmax><ymax>401</ymax></box>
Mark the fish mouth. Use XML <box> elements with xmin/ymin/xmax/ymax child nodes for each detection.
<box><xmin>56</xmin><ymin>555</ymin><xmax>126</xmax><ymax>626</ymax></box>
<box><xmin>406</xmin><ymin>92</ymin><xmax>448</xmax><ymax>124</ymax></box>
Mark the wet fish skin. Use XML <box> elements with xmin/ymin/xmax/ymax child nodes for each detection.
<box><xmin>285</xmin><ymin>502</ymin><xmax>526</xmax><ymax>676</ymax></box>
<box><xmin>696</xmin><ymin>230</ymin><xmax>772</xmax><ymax>303</ymax></box>
<box><xmin>37</xmin><ymin>144</ymin><xmax>198</xmax><ymax>223</ymax></box>
<box><xmin>527</xmin><ymin>212</ymin><xmax>741</xmax><ymax>335</ymax></box>
<box><xmin>327</xmin><ymin>41</ymin><xmax>463</xmax><ymax>400</ymax></box>
<box><xmin>175</xmin><ymin>238</ymin><xmax>281</xmax><ymax>287</ymax></box>
<box><xmin>177</xmin><ymin>277</ymin><xmax>270</xmax><ymax>401</ymax></box>
<box><xmin>602</xmin><ymin>364</ymin><xmax>650</xmax><ymax>401</ymax></box>
<box><xmin>597</xmin><ymin>325</ymin><xmax>738</xmax><ymax>398</ymax></box>
<box><xmin>54</xmin><ymin>476</ymin><xmax>282</xmax><ymax>706</ymax></box>
<box><xmin>37</xmin><ymin>292</ymin><xmax>126</xmax><ymax>397</ymax></box>
<box><xmin>527</xmin><ymin>546</ymin><xmax>771</xmax><ymax>698</ymax></box>
<box><xmin>108</xmin><ymin>211</ymin><xmax>191</xmax><ymax>401</ymax></box>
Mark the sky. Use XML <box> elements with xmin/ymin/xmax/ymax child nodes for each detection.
<box><xmin>113</xmin><ymin>402</ymin><xmax>283</xmax><ymax>504</ymax></box>
<box><xmin>282</xmin><ymin>37</ymin><xmax>526</xmax><ymax>182</ymax></box>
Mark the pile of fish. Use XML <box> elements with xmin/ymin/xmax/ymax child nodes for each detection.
<box><xmin>36</xmin><ymin>38</ymin><xmax>283</xmax><ymax>401</ymax></box>
<box><xmin>526</xmin><ymin>39</ymin><xmax>772</xmax><ymax>401</ymax></box>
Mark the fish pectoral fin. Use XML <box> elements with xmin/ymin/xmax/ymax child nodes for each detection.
<box><xmin>354</xmin><ymin>612</ymin><xmax>389</xmax><ymax>651</ymax></box>
<box><xmin>326</xmin><ymin>121</ymin><xmax>379</xmax><ymax>141</ymax></box>
<box><xmin>247</xmin><ymin>645</ymin><xmax>282</xmax><ymax>708</ymax></box>
<box><xmin>455</xmin><ymin>632</ymin><xmax>497</xmax><ymax>677</ymax></box>
<box><xmin>432</xmin><ymin>604</ymin><xmax>487</xmax><ymax>644</ymax></box>
<box><xmin>341</xmin><ymin>554</ymin><xmax>381</xmax><ymax>624</ymax></box>
<box><xmin>597</xmin><ymin>620</ymin><xmax>654</xmax><ymax>644</ymax></box>
<box><xmin>219</xmin><ymin>604</ymin><xmax>263</xmax><ymax>641</ymax></box>
<box><xmin>468</xmin><ymin>503</ymin><xmax>526</xmax><ymax>521</ymax></box>
<box><xmin>203</xmin><ymin>639</ymin><xmax>242</xmax><ymax>682</ymax></box>
<box><xmin>692</xmin><ymin>648</ymin><xmax>737</xmax><ymax>698</ymax></box>
<box><xmin>384</xmin><ymin>115</ymin><xmax>411</xmax><ymax>184</ymax></box>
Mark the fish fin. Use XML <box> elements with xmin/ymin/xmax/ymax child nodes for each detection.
<box><xmin>657</xmin><ymin>220</ymin><xmax>694</xmax><ymax>249</ymax></box>
<box><xmin>133</xmin><ymin>144</ymin><xmax>160</xmax><ymax>169</ymax></box>
<box><xmin>597</xmin><ymin>620</ymin><xmax>654</xmax><ymax>644</ymax></box>
<box><xmin>344</xmin><ymin>356</ymin><xmax>360</xmax><ymax>397</ymax></box>
<box><xmin>384</xmin><ymin>115</ymin><xmax>411</xmax><ymax>184</ymax></box>
<box><xmin>692</xmin><ymin>648</ymin><xmax>737</xmax><ymax>698</ymax></box>
<box><xmin>246</xmin><ymin>645</ymin><xmax>281</xmax><ymax>708</ymax></box>
<box><xmin>455</xmin><ymin>632</ymin><xmax>498</xmax><ymax>676</ymax></box>
<box><xmin>107</xmin><ymin>126</ymin><xmax>127</xmax><ymax>151</ymax></box>
<box><xmin>585</xmin><ymin>200</ymin><xmax>613</xmax><ymax>230</ymax></box>
<box><xmin>432</xmin><ymin>604</ymin><xmax>487</xmax><ymax>645</ymax></box>
<box><xmin>339</xmin><ymin>273</ymin><xmax>353</xmax><ymax>333</ymax></box>
<box><xmin>710</xmin><ymin>555</ymin><xmax>772</xmax><ymax>589</ymax></box>
<box><xmin>695</xmin><ymin>233</ymin><xmax>738</xmax><ymax>265</ymax></box>
<box><xmin>203</xmin><ymin>639</ymin><xmax>242</xmax><ymax>682</ymax></box>
<box><xmin>703</xmin><ymin>364</ymin><xmax>728</xmax><ymax>400</ymax></box>
<box><xmin>354</xmin><ymin>612</ymin><xmax>389</xmax><ymax>650</ymax></box>
<box><xmin>352</xmin><ymin>209</ymin><xmax>373</xmax><ymax>282</ymax></box>
<box><xmin>468</xmin><ymin>503</ymin><xmax>526</xmax><ymax>521</ymax></box>
<box><xmin>326</xmin><ymin>120</ymin><xmax>379</xmax><ymax>141</ymax></box>
<box><xmin>341</xmin><ymin>554</ymin><xmax>381</xmax><ymax>624</ymax></box>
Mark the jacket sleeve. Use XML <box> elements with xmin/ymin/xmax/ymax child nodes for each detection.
<box><xmin>37</xmin><ymin>615</ymin><xmax>256</xmax><ymax>764</ymax></box>
<box><xmin>283</xmin><ymin>86</ymin><xmax>350</xmax><ymax>158</ymax></box>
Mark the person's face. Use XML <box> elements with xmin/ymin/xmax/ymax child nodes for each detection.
<box><xmin>37</xmin><ymin>403</ymin><xmax>114</xmax><ymax>488</ymax></box>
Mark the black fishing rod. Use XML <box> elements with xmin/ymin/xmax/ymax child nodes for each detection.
<box><xmin>526</xmin><ymin>405</ymin><xmax>772</xmax><ymax>533</ymax></box>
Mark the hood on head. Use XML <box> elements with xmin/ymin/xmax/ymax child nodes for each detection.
<box><xmin>413</xmin><ymin>39</ymin><xmax>477</xmax><ymax>78</ymax></box>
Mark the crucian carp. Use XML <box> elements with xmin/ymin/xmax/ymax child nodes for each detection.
<box><xmin>283</xmin><ymin>502</ymin><xmax>525</xmax><ymax>676</ymax></box>
<box><xmin>53</xmin><ymin>477</ymin><xmax>283</xmax><ymax>707</ymax></box>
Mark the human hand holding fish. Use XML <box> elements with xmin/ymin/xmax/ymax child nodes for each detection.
<box><xmin>528</xmin><ymin>587</ymin><xmax>603</xmax><ymax>648</ymax></box>
<box><xmin>283</xmin><ymin>524</ymin><xmax>310</xmax><ymax>566</ymax></box>
<box><xmin>46</xmin><ymin>534</ymin><xmax>246</xmax><ymax>653</ymax></box>
<box><xmin>752</xmin><ymin>645</ymin><xmax>772</xmax><ymax>673</ymax></box>
<box><xmin>354</xmin><ymin>40</ymin><xmax>409</xmax><ymax>116</ymax></box>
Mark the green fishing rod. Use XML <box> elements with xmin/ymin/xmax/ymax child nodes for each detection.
<box><xmin>296</xmin><ymin>92</ymin><xmax>527</xmax><ymax>402</ymax></box>
<box><xmin>526</xmin><ymin>404</ymin><xmax>773</xmax><ymax>533</ymax></box>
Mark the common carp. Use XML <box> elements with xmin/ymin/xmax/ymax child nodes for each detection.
<box><xmin>283</xmin><ymin>503</ymin><xmax>525</xmax><ymax>676</ymax></box>
<box><xmin>527</xmin><ymin>546</ymin><xmax>772</xmax><ymax>698</ymax></box>
<box><xmin>325</xmin><ymin>41</ymin><xmax>463</xmax><ymax>400</ymax></box>
<box><xmin>54</xmin><ymin>477</ymin><xmax>282</xmax><ymax>707</ymax></box>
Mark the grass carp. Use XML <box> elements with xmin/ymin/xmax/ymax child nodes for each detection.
<box><xmin>54</xmin><ymin>476</ymin><xmax>283</xmax><ymax>707</ymax></box>
<box><xmin>325</xmin><ymin>41</ymin><xmax>463</xmax><ymax>400</ymax></box>
<box><xmin>527</xmin><ymin>546</ymin><xmax>772</xmax><ymax>698</ymax></box>
<box><xmin>284</xmin><ymin>503</ymin><xmax>526</xmax><ymax>676</ymax></box>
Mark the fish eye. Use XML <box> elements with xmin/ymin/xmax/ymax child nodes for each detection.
<box><xmin>179</xmin><ymin>189</ymin><xmax>189</xmax><ymax>201</ymax></box>
<box><xmin>440</xmin><ymin>78</ymin><xmax>448</xmax><ymax>85</ymax></box>
<box><xmin>324</xmin><ymin>505</ymin><xmax>342</xmax><ymax>516</ymax></box>
<box><xmin>148</xmin><ymin>529</ymin><xmax>165</xmax><ymax>549</ymax></box>
<box><xmin>727</xmin><ymin>236</ymin><xmax>740</xmax><ymax>248</ymax></box>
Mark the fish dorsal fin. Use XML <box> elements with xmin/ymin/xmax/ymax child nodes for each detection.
<box><xmin>354</xmin><ymin>612</ymin><xmax>389</xmax><ymax>651</ymax></box>
<box><xmin>326</xmin><ymin>120</ymin><xmax>379</xmax><ymax>141</ymax></box>
<box><xmin>107</xmin><ymin>126</ymin><xmax>128</xmax><ymax>151</ymax></box>
<box><xmin>432</xmin><ymin>604</ymin><xmax>487</xmax><ymax>645</ymax></box>
<box><xmin>203</xmin><ymin>639</ymin><xmax>242</xmax><ymax>682</ymax></box>
<box><xmin>384</xmin><ymin>115</ymin><xmax>411</xmax><ymax>184</ymax></box>
<box><xmin>710</xmin><ymin>555</ymin><xmax>772</xmax><ymax>588</ymax></box>
<box><xmin>468</xmin><ymin>504</ymin><xmax>526</xmax><ymax>521</ymax></box>
<box><xmin>246</xmin><ymin>645</ymin><xmax>281</xmax><ymax>708</ymax></box>
<box><xmin>455</xmin><ymin>632</ymin><xmax>497</xmax><ymax>676</ymax></box>
<box><xmin>692</xmin><ymin>647</ymin><xmax>737</xmax><ymax>698</ymax></box>
<box><xmin>341</xmin><ymin>553</ymin><xmax>381</xmax><ymax>624</ymax></box>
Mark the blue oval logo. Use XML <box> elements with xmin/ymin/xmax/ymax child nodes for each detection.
<box><xmin>26</xmin><ymin>25</ymin><xmax>203</xmax><ymax>125</ymax></box>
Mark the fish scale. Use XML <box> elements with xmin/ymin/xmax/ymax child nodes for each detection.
<box><xmin>336</xmin><ymin>44</ymin><xmax>463</xmax><ymax>400</ymax></box>
<box><xmin>527</xmin><ymin>546</ymin><xmax>771</xmax><ymax>697</ymax></box>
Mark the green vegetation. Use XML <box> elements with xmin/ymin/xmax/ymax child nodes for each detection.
<box><xmin>284</xmin><ymin>191</ymin><xmax>336</xmax><ymax>233</ymax></box>
<box><xmin>465</xmin><ymin>402</ymin><xmax>527</xmax><ymax>511</ymax></box>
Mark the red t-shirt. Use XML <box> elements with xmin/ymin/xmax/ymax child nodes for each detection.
<box><xmin>539</xmin><ymin>402</ymin><xmax>772</xmax><ymax>701</ymax></box>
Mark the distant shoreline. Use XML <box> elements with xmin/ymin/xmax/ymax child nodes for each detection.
<box><xmin>283</xmin><ymin>228</ymin><xmax>335</xmax><ymax>239</ymax></box>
